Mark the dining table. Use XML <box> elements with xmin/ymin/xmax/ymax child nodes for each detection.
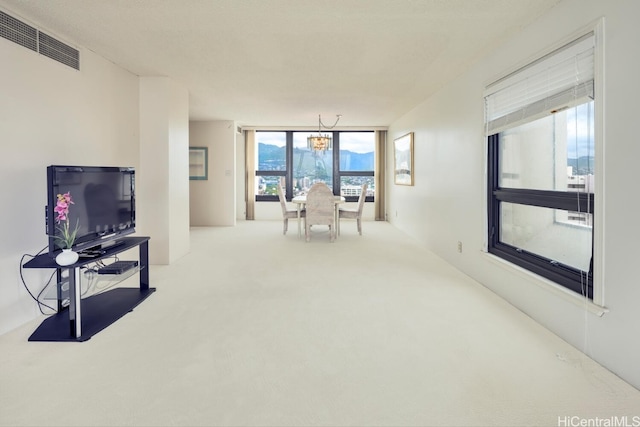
<box><xmin>292</xmin><ymin>194</ymin><xmax>345</xmax><ymax>238</ymax></box>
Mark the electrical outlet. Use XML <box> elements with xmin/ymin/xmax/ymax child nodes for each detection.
<box><xmin>457</xmin><ymin>241</ymin><xmax>463</xmax><ymax>253</ymax></box>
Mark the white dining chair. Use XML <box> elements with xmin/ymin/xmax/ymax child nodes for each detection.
<box><xmin>277</xmin><ymin>184</ymin><xmax>304</xmax><ymax>235</ymax></box>
<box><xmin>304</xmin><ymin>182</ymin><xmax>336</xmax><ymax>242</ymax></box>
<box><xmin>338</xmin><ymin>183</ymin><xmax>367</xmax><ymax>235</ymax></box>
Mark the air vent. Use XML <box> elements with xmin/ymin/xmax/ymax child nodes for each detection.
<box><xmin>0</xmin><ymin>10</ymin><xmax>79</xmax><ymax>70</ymax></box>
<box><xmin>39</xmin><ymin>31</ymin><xmax>79</xmax><ymax>70</ymax></box>
<box><xmin>0</xmin><ymin>10</ymin><xmax>37</xmax><ymax>52</ymax></box>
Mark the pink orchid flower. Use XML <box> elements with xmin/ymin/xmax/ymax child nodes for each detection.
<box><xmin>54</xmin><ymin>192</ymin><xmax>73</xmax><ymax>223</ymax></box>
<box><xmin>53</xmin><ymin>191</ymin><xmax>80</xmax><ymax>249</ymax></box>
<box><xmin>61</xmin><ymin>192</ymin><xmax>74</xmax><ymax>204</ymax></box>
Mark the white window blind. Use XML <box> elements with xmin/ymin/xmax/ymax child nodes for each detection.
<box><xmin>485</xmin><ymin>32</ymin><xmax>595</xmax><ymax>135</ymax></box>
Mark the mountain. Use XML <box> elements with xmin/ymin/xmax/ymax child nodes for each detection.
<box><xmin>258</xmin><ymin>143</ymin><xmax>374</xmax><ymax>172</ymax></box>
<box><xmin>339</xmin><ymin>150</ymin><xmax>374</xmax><ymax>170</ymax></box>
<box><xmin>567</xmin><ymin>156</ymin><xmax>594</xmax><ymax>175</ymax></box>
<box><xmin>258</xmin><ymin>144</ymin><xmax>286</xmax><ymax>170</ymax></box>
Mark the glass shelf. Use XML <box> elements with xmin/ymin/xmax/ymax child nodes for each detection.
<box><xmin>41</xmin><ymin>265</ymin><xmax>144</xmax><ymax>303</ymax></box>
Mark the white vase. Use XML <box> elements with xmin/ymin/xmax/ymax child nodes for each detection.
<box><xmin>56</xmin><ymin>249</ymin><xmax>79</xmax><ymax>266</ymax></box>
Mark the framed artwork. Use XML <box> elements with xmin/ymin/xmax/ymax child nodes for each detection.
<box><xmin>189</xmin><ymin>147</ymin><xmax>208</xmax><ymax>180</ymax></box>
<box><xmin>394</xmin><ymin>132</ymin><xmax>414</xmax><ymax>185</ymax></box>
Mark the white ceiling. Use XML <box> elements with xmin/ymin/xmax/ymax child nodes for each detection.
<box><xmin>0</xmin><ymin>0</ymin><xmax>561</xmax><ymax>128</ymax></box>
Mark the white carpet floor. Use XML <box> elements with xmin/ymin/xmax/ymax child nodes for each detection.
<box><xmin>1</xmin><ymin>220</ymin><xmax>639</xmax><ymax>427</ymax></box>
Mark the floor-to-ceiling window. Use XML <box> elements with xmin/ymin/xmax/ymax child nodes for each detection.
<box><xmin>255</xmin><ymin>131</ymin><xmax>375</xmax><ymax>202</ymax></box>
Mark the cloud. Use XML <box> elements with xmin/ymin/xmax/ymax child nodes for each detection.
<box><xmin>565</xmin><ymin>102</ymin><xmax>594</xmax><ymax>159</ymax></box>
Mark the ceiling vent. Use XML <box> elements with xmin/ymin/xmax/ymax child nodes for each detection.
<box><xmin>39</xmin><ymin>31</ymin><xmax>79</xmax><ymax>70</ymax></box>
<box><xmin>0</xmin><ymin>10</ymin><xmax>79</xmax><ymax>70</ymax></box>
<box><xmin>0</xmin><ymin>10</ymin><xmax>37</xmax><ymax>52</ymax></box>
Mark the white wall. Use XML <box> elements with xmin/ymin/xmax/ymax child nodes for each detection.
<box><xmin>0</xmin><ymin>31</ymin><xmax>140</xmax><ymax>334</ymax></box>
<box><xmin>139</xmin><ymin>77</ymin><xmax>191</xmax><ymax>265</ymax></box>
<box><xmin>189</xmin><ymin>121</ymin><xmax>237</xmax><ymax>226</ymax></box>
<box><xmin>387</xmin><ymin>0</ymin><xmax>640</xmax><ymax>390</ymax></box>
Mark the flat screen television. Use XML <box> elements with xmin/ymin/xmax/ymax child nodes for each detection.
<box><xmin>46</xmin><ymin>165</ymin><xmax>136</xmax><ymax>255</ymax></box>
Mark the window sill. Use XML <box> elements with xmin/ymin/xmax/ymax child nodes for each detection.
<box><xmin>482</xmin><ymin>252</ymin><xmax>608</xmax><ymax>317</ymax></box>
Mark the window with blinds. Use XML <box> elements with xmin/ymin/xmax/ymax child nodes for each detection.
<box><xmin>485</xmin><ymin>31</ymin><xmax>596</xmax><ymax>298</ymax></box>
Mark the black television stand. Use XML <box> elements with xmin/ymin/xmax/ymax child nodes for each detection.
<box><xmin>23</xmin><ymin>236</ymin><xmax>154</xmax><ymax>342</ymax></box>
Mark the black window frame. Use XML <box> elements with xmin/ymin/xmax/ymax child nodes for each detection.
<box><xmin>487</xmin><ymin>133</ymin><xmax>594</xmax><ymax>298</ymax></box>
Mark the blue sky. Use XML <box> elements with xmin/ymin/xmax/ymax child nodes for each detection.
<box><xmin>566</xmin><ymin>102</ymin><xmax>594</xmax><ymax>159</ymax></box>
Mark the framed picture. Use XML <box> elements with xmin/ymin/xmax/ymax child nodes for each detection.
<box><xmin>189</xmin><ymin>147</ymin><xmax>208</xmax><ymax>180</ymax></box>
<box><xmin>394</xmin><ymin>132</ymin><xmax>414</xmax><ymax>185</ymax></box>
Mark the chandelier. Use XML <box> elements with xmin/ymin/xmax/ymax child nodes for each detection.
<box><xmin>307</xmin><ymin>114</ymin><xmax>342</xmax><ymax>151</ymax></box>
